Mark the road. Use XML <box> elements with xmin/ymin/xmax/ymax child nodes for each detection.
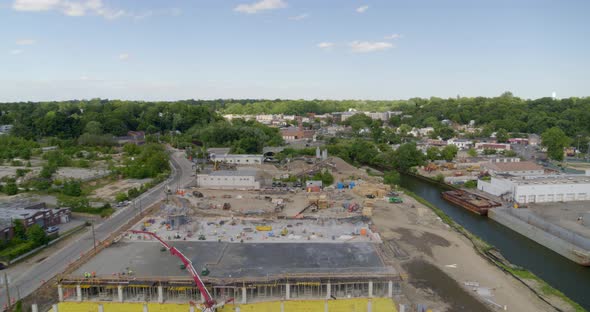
<box><xmin>0</xmin><ymin>149</ymin><xmax>194</xmax><ymax>309</ymax></box>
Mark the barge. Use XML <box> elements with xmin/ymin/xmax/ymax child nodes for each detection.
<box><xmin>442</xmin><ymin>190</ymin><xmax>502</xmax><ymax>216</ymax></box>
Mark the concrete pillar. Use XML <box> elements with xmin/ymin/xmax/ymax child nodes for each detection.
<box><xmin>368</xmin><ymin>281</ymin><xmax>373</xmax><ymax>298</ymax></box>
<box><xmin>58</xmin><ymin>284</ymin><xmax>64</xmax><ymax>301</ymax></box>
<box><xmin>235</xmin><ymin>308</ymin><xmax>240</xmax><ymax>312</ymax></box>
<box><xmin>324</xmin><ymin>300</ymin><xmax>329</xmax><ymax>312</ymax></box>
<box><xmin>143</xmin><ymin>304</ymin><xmax>148</xmax><ymax>312</ymax></box>
<box><xmin>157</xmin><ymin>285</ymin><xmax>164</xmax><ymax>303</ymax></box>
<box><xmin>241</xmin><ymin>287</ymin><xmax>247</xmax><ymax>304</ymax></box>
<box><xmin>52</xmin><ymin>304</ymin><xmax>58</xmax><ymax>312</ymax></box>
<box><xmin>388</xmin><ymin>281</ymin><xmax>393</xmax><ymax>297</ymax></box>
<box><xmin>326</xmin><ymin>282</ymin><xmax>331</xmax><ymax>299</ymax></box>
<box><xmin>367</xmin><ymin>299</ymin><xmax>372</xmax><ymax>312</ymax></box>
<box><xmin>76</xmin><ymin>285</ymin><xmax>82</xmax><ymax>302</ymax></box>
<box><xmin>98</xmin><ymin>304</ymin><xmax>104</xmax><ymax>312</ymax></box>
<box><xmin>118</xmin><ymin>285</ymin><xmax>124</xmax><ymax>303</ymax></box>
<box><xmin>399</xmin><ymin>304</ymin><xmax>405</xmax><ymax>312</ymax></box>
<box><xmin>189</xmin><ymin>306</ymin><xmax>195</xmax><ymax>312</ymax></box>
<box><xmin>285</xmin><ymin>283</ymin><xmax>290</xmax><ymax>300</ymax></box>
<box><xmin>280</xmin><ymin>301</ymin><xmax>285</xmax><ymax>312</ymax></box>
<box><xmin>31</xmin><ymin>304</ymin><xmax>38</xmax><ymax>312</ymax></box>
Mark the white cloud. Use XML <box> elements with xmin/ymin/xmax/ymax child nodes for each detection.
<box><xmin>356</xmin><ymin>5</ymin><xmax>369</xmax><ymax>13</ymax></box>
<box><xmin>12</xmin><ymin>0</ymin><xmax>60</xmax><ymax>11</ymax></box>
<box><xmin>234</xmin><ymin>0</ymin><xmax>287</xmax><ymax>14</ymax></box>
<box><xmin>12</xmin><ymin>0</ymin><xmax>128</xmax><ymax>19</ymax></box>
<box><xmin>349</xmin><ymin>41</ymin><xmax>392</xmax><ymax>53</ymax></box>
<box><xmin>10</xmin><ymin>49</ymin><xmax>23</xmax><ymax>55</ymax></box>
<box><xmin>118</xmin><ymin>53</ymin><xmax>130</xmax><ymax>61</ymax></box>
<box><xmin>317</xmin><ymin>42</ymin><xmax>335</xmax><ymax>50</ymax></box>
<box><xmin>289</xmin><ymin>13</ymin><xmax>309</xmax><ymax>21</ymax></box>
<box><xmin>384</xmin><ymin>33</ymin><xmax>402</xmax><ymax>40</ymax></box>
<box><xmin>16</xmin><ymin>39</ymin><xmax>36</xmax><ymax>45</ymax></box>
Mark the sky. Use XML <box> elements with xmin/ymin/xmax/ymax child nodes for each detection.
<box><xmin>1</xmin><ymin>0</ymin><xmax>589</xmax><ymax>101</ymax></box>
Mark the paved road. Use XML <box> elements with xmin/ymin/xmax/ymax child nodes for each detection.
<box><xmin>0</xmin><ymin>149</ymin><xmax>194</xmax><ymax>309</ymax></box>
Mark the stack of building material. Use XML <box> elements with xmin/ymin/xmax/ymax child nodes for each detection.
<box><xmin>362</xmin><ymin>199</ymin><xmax>375</xmax><ymax>217</ymax></box>
<box><xmin>352</xmin><ymin>182</ymin><xmax>390</xmax><ymax>198</ymax></box>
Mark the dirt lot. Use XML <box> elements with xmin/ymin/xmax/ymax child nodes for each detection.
<box><xmin>90</xmin><ymin>178</ymin><xmax>152</xmax><ymax>202</ymax></box>
<box><xmin>372</xmin><ymin>194</ymin><xmax>555</xmax><ymax>312</ymax></box>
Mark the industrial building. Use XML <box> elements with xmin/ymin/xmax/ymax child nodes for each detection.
<box><xmin>481</xmin><ymin>161</ymin><xmax>544</xmax><ymax>176</ymax></box>
<box><xmin>196</xmin><ymin>170</ymin><xmax>267</xmax><ymax>190</ymax></box>
<box><xmin>0</xmin><ymin>201</ymin><xmax>71</xmax><ymax>241</ymax></box>
<box><xmin>210</xmin><ymin>154</ymin><xmax>264</xmax><ymax>165</ymax></box>
<box><xmin>478</xmin><ymin>175</ymin><xmax>590</xmax><ymax>204</ymax></box>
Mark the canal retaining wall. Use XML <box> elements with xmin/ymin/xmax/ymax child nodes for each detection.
<box><xmin>489</xmin><ymin>208</ymin><xmax>590</xmax><ymax>266</ymax></box>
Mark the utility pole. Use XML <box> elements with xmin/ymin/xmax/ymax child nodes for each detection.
<box><xmin>92</xmin><ymin>223</ymin><xmax>96</xmax><ymax>252</ymax></box>
<box><xmin>4</xmin><ymin>272</ymin><xmax>10</xmax><ymax>310</ymax></box>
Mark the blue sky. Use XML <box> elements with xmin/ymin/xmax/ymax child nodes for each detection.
<box><xmin>1</xmin><ymin>0</ymin><xmax>589</xmax><ymax>101</ymax></box>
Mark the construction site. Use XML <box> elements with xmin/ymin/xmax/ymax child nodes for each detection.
<box><xmin>54</xmin><ymin>155</ymin><xmax>405</xmax><ymax>312</ymax></box>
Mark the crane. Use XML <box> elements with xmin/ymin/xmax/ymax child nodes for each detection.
<box><xmin>130</xmin><ymin>230</ymin><xmax>232</xmax><ymax>312</ymax></box>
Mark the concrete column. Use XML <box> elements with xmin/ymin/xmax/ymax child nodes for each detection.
<box><xmin>98</xmin><ymin>304</ymin><xmax>104</xmax><ymax>312</ymax></box>
<box><xmin>388</xmin><ymin>281</ymin><xmax>393</xmax><ymax>297</ymax></box>
<box><xmin>31</xmin><ymin>304</ymin><xmax>38</xmax><ymax>312</ymax></box>
<box><xmin>324</xmin><ymin>300</ymin><xmax>329</xmax><ymax>312</ymax></box>
<box><xmin>143</xmin><ymin>304</ymin><xmax>148</xmax><ymax>312</ymax></box>
<box><xmin>235</xmin><ymin>308</ymin><xmax>240</xmax><ymax>312</ymax></box>
<box><xmin>399</xmin><ymin>304</ymin><xmax>405</xmax><ymax>312</ymax></box>
<box><xmin>367</xmin><ymin>299</ymin><xmax>372</xmax><ymax>312</ymax></box>
<box><xmin>157</xmin><ymin>285</ymin><xmax>164</xmax><ymax>303</ymax></box>
<box><xmin>189</xmin><ymin>306</ymin><xmax>195</xmax><ymax>312</ymax></box>
<box><xmin>58</xmin><ymin>284</ymin><xmax>64</xmax><ymax>301</ymax></box>
<box><xmin>326</xmin><ymin>282</ymin><xmax>331</xmax><ymax>299</ymax></box>
<box><xmin>285</xmin><ymin>283</ymin><xmax>290</xmax><ymax>300</ymax></box>
<box><xmin>368</xmin><ymin>281</ymin><xmax>373</xmax><ymax>298</ymax></box>
<box><xmin>241</xmin><ymin>287</ymin><xmax>247</xmax><ymax>304</ymax></box>
<box><xmin>118</xmin><ymin>285</ymin><xmax>124</xmax><ymax>303</ymax></box>
<box><xmin>52</xmin><ymin>304</ymin><xmax>59</xmax><ymax>312</ymax></box>
<box><xmin>76</xmin><ymin>285</ymin><xmax>82</xmax><ymax>302</ymax></box>
<box><xmin>280</xmin><ymin>301</ymin><xmax>285</xmax><ymax>312</ymax></box>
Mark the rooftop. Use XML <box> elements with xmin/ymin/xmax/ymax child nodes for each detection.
<box><xmin>206</xmin><ymin>169</ymin><xmax>259</xmax><ymax>177</ymax></box>
<box><xmin>483</xmin><ymin>161</ymin><xmax>544</xmax><ymax>172</ymax></box>
<box><xmin>499</xmin><ymin>174</ymin><xmax>590</xmax><ymax>185</ymax></box>
<box><xmin>75</xmin><ymin>241</ymin><xmax>395</xmax><ymax>279</ymax></box>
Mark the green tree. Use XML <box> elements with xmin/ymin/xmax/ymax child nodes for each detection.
<box><xmin>495</xmin><ymin>128</ymin><xmax>509</xmax><ymax>143</ymax></box>
<box><xmin>62</xmin><ymin>180</ymin><xmax>82</xmax><ymax>197</ymax></box>
<box><xmin>541</xmin><ymin>127</ymin><xmax>571</xmax><ymax>161</ymax></box>
<box><xmin>115</xmin><ymin>192</ymin><xmax>129</xmax><ymax>202</ymax></box>
<box><xmin>4</xmin><ymin>181</ymin><xmax>18</xmax><ymax>195</ymax></box>
<box><xmin>27</xmin><ymin>224</ymin><xmax>49</xmax><ymax>246</ymax></box>
<box><xmin>383</xmin><ymin>171</ymin><xmax>400</xmax><ymax>186</ymax></box>
<box><xmin>392</xmin><ymin>142</ymin><xmax>425</xmax><ymax>172</ymax></box>
<box><xmin>467</xmin><ymin>148</ymin><xmax>478</xmax><ymax>157</ymax></box>
<box><xmin>440</xmin><ymin>145</ymin><xmax>459</xmax><ymax>161</ymax></box>
<box><xmin>84</xmin><ymin>121</ymin><xmax>103</xmax><ymax>135</ymax></box>
<box><xmin>12</xmin><ymin>220</ymin><xmax>26</xmax><ymax>241</ymax></box>
<box><xmin>426</xmin><ymin>147</ymin><xmax>440</xmax><ymax>161</ymax></box>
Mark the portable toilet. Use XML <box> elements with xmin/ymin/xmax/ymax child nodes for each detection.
<box><xmin>349</xmin><ymin>181</ymin><xmax>356</xmax><ymax>189</ymax></box>
<box><xmin>337</xmin><ymin>182</ymin><xmax>344</xmax><ymax>190</ymax></box>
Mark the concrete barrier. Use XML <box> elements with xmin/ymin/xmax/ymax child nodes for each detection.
<box><xmin>489</xmin><ymin>208</ymin><xmax>590</xmax><ymax>266</ymax></box>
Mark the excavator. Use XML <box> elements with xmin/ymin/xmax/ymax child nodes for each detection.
<box><xmin>130</xmin><ymin>230</ymin><xmax>233</xmax><ymax>312</ymax></box>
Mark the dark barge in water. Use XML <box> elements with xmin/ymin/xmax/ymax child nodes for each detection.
<box><xmin>442</xmin><ymin>190</ymin><xmax>502</xmax><ymax>216</ymax></box>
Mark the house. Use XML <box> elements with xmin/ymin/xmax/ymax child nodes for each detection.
<box><xmin>196</xmin><ymin>169</ymin><xmax>268</xmax><ymax>190</ymax></box>
<box><xmin>478</xmin><ymin>175</ymin><xmax>590</xmax><ymax>204</ymax></box>
<box><xmin>0</xmin><ymin>124</ymin><xmax>13</xmax><ymax>135</ymax></box>
<box><xmin>280</xmin><ymin>117</ymin><xmax>315</xmax><ymax>141</ymax></box>
<box><xmin>447</xmin><ymin>138</ymin><xmax>473</xmax><ymax>150</ymax></box>
<box><xmin>116</xmin><ymin>131</ymin><xmax>146</xmax><ymax>145</ymax></box>
<box><xmin>481</xmin><ymin>161</ymin><xmax>544</xmax><ymax>176</ymax></box>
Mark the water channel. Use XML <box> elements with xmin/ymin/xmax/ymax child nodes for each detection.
<box><xmin>399</xmin><ymin>174</ymin><xmax>590</xmax><ymax>310</ymax></box>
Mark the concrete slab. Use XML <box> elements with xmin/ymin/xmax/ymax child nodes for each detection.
<box><xmin>75</xmin><ymin>241</ymin><xmax>393</xmax><ymax>278</ymax></box>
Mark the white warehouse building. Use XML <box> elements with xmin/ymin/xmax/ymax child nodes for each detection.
<box><xmin>211</xmin><ymin>154</ymin><xmax>264</xmax><ymax>165</ymax></box>
<box><xmin>196</xmin><ymin>170</ymin><xmax>267</xmax><ymax>190</ymax></box>
<box><xmin>478</xmin><ymin>175</ymin><xmax>590</xmax><ymax>204</ymax></box>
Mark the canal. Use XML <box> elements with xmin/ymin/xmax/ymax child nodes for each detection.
<box><xmin>399</xmin><ymin>173</ymin><xmax>590</xmax><ymax>310</ymax></box>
